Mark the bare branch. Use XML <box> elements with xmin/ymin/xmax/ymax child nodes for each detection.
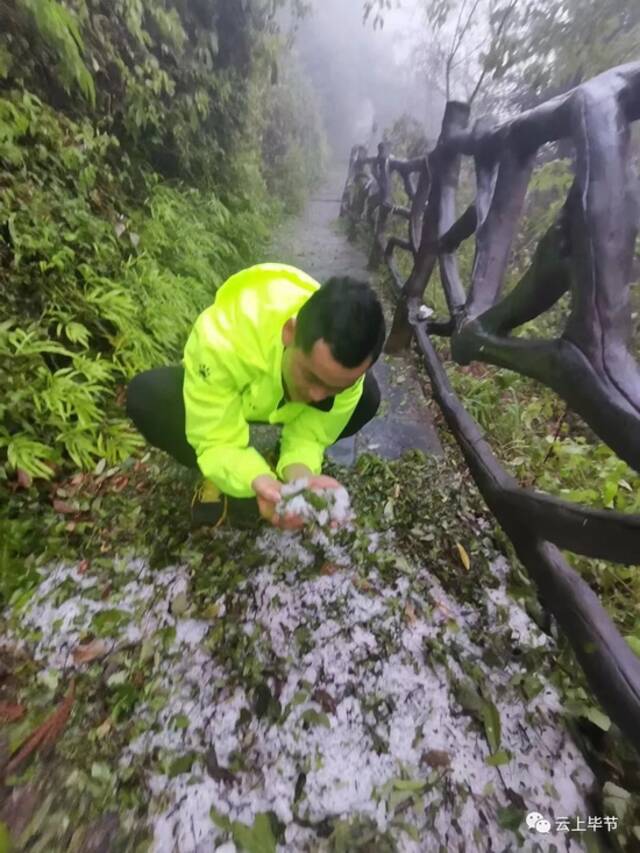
<box><xmin>469</xmin><ymin>0</ymin><xmax>518</xmax><ymax>104</ymax></box>
<box><xmin>445</xmin><ymin>0</ymin><xmax>484</xmax><ymax>100</ymax></box>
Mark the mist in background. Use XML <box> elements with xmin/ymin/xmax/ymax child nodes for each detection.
<box><xmin>293</xmin><ymin>0</ymin><xmax>444</xmax><ymax>162</ymax></box>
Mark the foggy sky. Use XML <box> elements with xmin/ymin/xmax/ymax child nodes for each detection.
<box><xmin>294</xmin><ymin>0</ymin><xmax>445</xmax><ymax>160</ymax></box>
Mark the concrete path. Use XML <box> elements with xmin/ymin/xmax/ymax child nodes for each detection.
<box><xmin>268</xmin><ymin>171</ymin><xmax>443</xmax><ymax>467</ymax></box>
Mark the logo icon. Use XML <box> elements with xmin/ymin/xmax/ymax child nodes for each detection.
<box><xmin>526</xmin><ymin>812</ymin><xmax>551</xmax><ymax>833</ymax></box>
<box><xmin>527</xmin><ymin>812</ymin><xmax>551</xmax><ymax>835</ymax></box>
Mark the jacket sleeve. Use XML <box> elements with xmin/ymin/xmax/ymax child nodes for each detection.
<box><xmin>275</xmin><ymin>377</ymin><xmax>364</xmax><ymax>479</ymax></box>
<box><xmin>183</xmin><ymin>313</ymin><xmax>273</xmax><ymax>498</ymax></box>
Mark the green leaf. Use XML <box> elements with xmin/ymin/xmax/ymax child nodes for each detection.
<box><xmin>91</xmin><ymin>609</ymin><xmax>131</xmax><ymax>637</ymax></box>
<box><xmin>65</xmin><ymin>321</ymin><xmax>90</xmax><ymax>346</ymax></box>
<box><xmin>210</xmin><ymin>807</ymin><xmax>232</xmax><ymax>832</ymax></box>
<box><xmin>168</xmin><ymin>752</ymin><xmax>197</xmax><ymax>778</ymax></box>
<box><xmin>522</xmin><ymin>675</ymin><xmax>544</xmax><ymax>700</ymax></box>
<box><xmin>291</xmin><ymin>690</ymin><xmax>308</xmax><ymax>706</ymax></box>
<box><xmin>603</xmin><ymin>781</ymin><xmax>631</xmax><ymax>821</ymax></box>
<box><xmin>481</xmin><ymin>701</ymin><xmax>501</xmax><ymax>753</ymax></box>
<box><xmin>90</xmin><ymin>761</ymin><xmax>113</xmax><ymax>784</ymax></box>
<box><xmin>0</xmin><ymin>820</ymin><xmax>12</xmax><ymax>853</ymax></box>
<box><xmin>170</xmin><ymin>591</ymin><xmax>189</xmax><ymax>616</ymax></box>
<box><xmin>231</xmin><ymin>812</ymin><xmax>276</xmax><ymax>853</ymax></box>
<box><xmin>106</xmin><ymin>670</ymin><xmax>127</xmax><ymax>687</ymax></box>
<box><xmin>6</xmin><ymin>435</ymin><xmax>57</xmax><ymax>479</ymax></box>
<box><xmin>392</xmin><ymin>778</ymin><xmax>426</xmax><ymax>792</ymax></box>
<box><xmin>453</xmin><ymin>679</ymin><xmax>485</xmax><ymax>718</ymax></box>
<box><xmin>37</xmin><ymin>668</ymin><xmax>60</xmax><ymax>692</ymax></box>
<box><xmin>485</xmin><ymin>749</ymin><xmax>511</xmax><ymax>767</ymax></box>
<box><xmin>171</xmin><ymin>713</ymin><xmax>189</xmax><ymax>730</ymax></box>
<box><xmin>139</xmin><ymin>637</ymin><xmax>155</xmax><ymax>663</ymax></box>
<box><xmin>566</xmin><ymin>700</ymin><xmax>611</xmax><ymax>731</ymax></box>
<box><xmin>625</xmin><ymin>635</ymin><xmax>640</xmax><ymax>657</ymax></box>
<box><xmin>301</xmin><ymin>709</ymin><xmax>331</xmax><ymax>729</ymax></box>
<box><xmin>24</xmin><ymin>0</ymin><xmax>96</xmax><ymax>105</ymax></box>
<box><xmin>389</xmin><ymin>789</ymin><xmax>415</xmax><ymax>810</ymax></box>
<box><xmin>582</xmin><ymin>706</ymin><xmax>611</xmax><ymax>732</ymax></box>
<box><xmin>496</xmin><ymin>805</ymin><xmax>523</xmax><ymax>831</ymax></box>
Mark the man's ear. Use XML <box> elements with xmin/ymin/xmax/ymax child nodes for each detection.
<box><xmin>282</xmin><ymin>316</ymin><xmax>296</xmax><ymax>347</ymax></box>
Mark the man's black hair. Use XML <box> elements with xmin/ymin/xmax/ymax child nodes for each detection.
<box><xmin>295</xmin><ymin>276</ymin><xmax>386</xmax><ymax>368</ymax></box>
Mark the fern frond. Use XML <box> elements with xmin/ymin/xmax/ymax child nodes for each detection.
<box><xmin>22</xmin><ymin>0</ymin><xmax>96</xmax><ymax>106</ymax></box>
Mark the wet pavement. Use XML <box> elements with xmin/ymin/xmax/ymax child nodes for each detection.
<box><xmin>268</xmin><ymin>171</ymin><xmax>442</xmax><ymax>466</ymax></box>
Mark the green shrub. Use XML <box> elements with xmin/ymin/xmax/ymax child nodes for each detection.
<box><xmin>0</xmin><ymin>91</ymin><xmax>273</xmax><ymax>480</ymax></box>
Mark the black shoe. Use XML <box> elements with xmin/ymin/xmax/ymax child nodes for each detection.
<box><xmin>191</xmin><ymin>480</ymin><xmax>228</xmax><ymax>529</ymax></box>
<box><xmin>227</xmin><ymin>496</ymin><xmax>262</xmax><ymax>529</ymax></box>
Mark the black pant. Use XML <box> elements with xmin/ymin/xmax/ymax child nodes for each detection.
<box><xmin>126</xmin><ymin>366</ymin><xmax>380</xmax><ymax>471</ymax></box>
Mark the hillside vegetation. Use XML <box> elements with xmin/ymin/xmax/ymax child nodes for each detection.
<box><xmin>1</xmin><ymin>0</ymin><xmax>325</xmax><ymax>485</ymax></box>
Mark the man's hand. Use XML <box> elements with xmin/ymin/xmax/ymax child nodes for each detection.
<box><xmin>253</xmin><ymin>472</ymin><xmax>348</xmax><ymax>531</ymax></box>
<box><xmin>251</xmin><ymin>474</ymin><xmax>304</xmax><ymax>531</ymax></box>
<box><xmin>305</xmin><ymin>474</ymin><xmax>343</xmax><ymax>492</ymax></box>
<box><xmin>282</xmin><ymin>463</ymin><xmax>343</xmax><ymax>496</ymax></box>
<box><xmin>306</xmin><ymin>474</ymin><xmax>348</xmax><ymax>530</ymax></box>
<box><xmin>251</xmin><ymin>474</ymin><xmax>281</xmax><ymax>523</ymax></box>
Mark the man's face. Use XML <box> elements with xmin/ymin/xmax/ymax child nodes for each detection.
<box><xmin>281</xmin><ymin>318</ymin><xmax>371</xmax><ymax>404</ymax></box>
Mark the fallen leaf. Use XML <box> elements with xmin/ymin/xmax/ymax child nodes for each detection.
<box><xmin>78</xmin><ymin>559</ymin><xmax>90</xmax><ymax>575</ymax></box>
<box><xmin>0</xmin><ymin>702</ymin><xmax>26</xmax><ymax>724</ymax></box>
<box><xmin>294</xmin><ymin>771</ymin><xmax>306</xmax><ymax>803</ymax></box>
<box><xmin>421</xmin><ymin>749</ymin><xmax>451</xmax><ymax>768</ymax></box>
<box><xmin>6</xmin><ymin>681</ymin><xmax>75</xmax><ymax>774</ymax></box>
<box><xmin>312</xmin><ymin>688</ymin><xmax>337</xmax><ymax>714</ymax></box>
<box><xmin>202</xmin><ymin>603</ymin><xmax>220</xmax><ymax>620</ymax></box>
<box><xmin>205</xmin><ymin>746</ymin><xmax>235</xmax><ymax>784</ymax></box>
<box><xmin>111</xmin><ymin>475</ymin><xmax>129</xmax><ymax>493</ymax></box>
<box><xmin>72</xmin><ymin>640</ymin><xmax>109</xmax><ymax>665</ymax></box>
<box><xmin>434</xmin><ymin>599</ymin><xmax>453</xmax><ymax>617</ymax></box>
<box><xmin>482</xmin><ymin>701</ymin><xmax>502</xmax><ymax>754</ymax></box>
<box><xmin>456</xmin><ymin>543</ymin><xmax>471</xmax><ymax>570</ymax></box>
<box><xmin>66</xmin><ymin>521</ymin><xmax>77</xmax><ymax>533</ymax></box>
<box><xmin>485</xmin><ymin>749</ymin><xmax>511</xmax><ymax>766</ymax></box>
<box><xmin>16</xmin><ymin>469</ymin><xmax>32</xmax><ymax>489</ymax></box>
<box><xmin>301</xmin><ymin>709</ymin><xmax>331</xmax><ymax>728</ymax></box>
<box><xmin>320</xmin><ymin>562</ymin><xmax>338</xmax><ymax>576</ymax></box>
<box><xmin>95</xmin><ymin>718</ymin><xmax>112</xmax><ymax>739</ymax></box>
<box><xmin>404</xmin><ymin>602</ymin><xmax>417</xmax><ymax>626</ymax></box>
<box><xmin>171</xmin><ymin>592</ymin><xmax>189</xmax><ymax>616</ymax></box>
<box><xmin>52</xmin><ymin>499</ymin><xmax>75</xmax><ymax>515</ymax></box>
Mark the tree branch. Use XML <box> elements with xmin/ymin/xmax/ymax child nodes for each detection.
<box><xmin>469</xmin><ymin>0</ymin><xmax>517</xmax><ymax>104</ymax></box>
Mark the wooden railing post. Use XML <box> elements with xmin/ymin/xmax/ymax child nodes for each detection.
<box><xmin>341</xmin><ymin>61</ymin><xmax>640</xmax><ymax>752</ymax></box>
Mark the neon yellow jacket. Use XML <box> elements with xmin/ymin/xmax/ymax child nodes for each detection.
<box><xmin>182</xmin><ymin>263</ymin><xmax>365</xmax><ymax>498</ymax></box>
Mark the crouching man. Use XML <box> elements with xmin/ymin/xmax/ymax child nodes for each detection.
<box><xmin>126</xmin><ymin>263</ymin><xmax>385</xmax><ymax>530</ymax></box>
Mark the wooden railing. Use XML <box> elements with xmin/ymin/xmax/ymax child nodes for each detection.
<box><xmin>341</xmin><ymin>62</ymin><xmax>640</xmax><ymax>751</ymax></box>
